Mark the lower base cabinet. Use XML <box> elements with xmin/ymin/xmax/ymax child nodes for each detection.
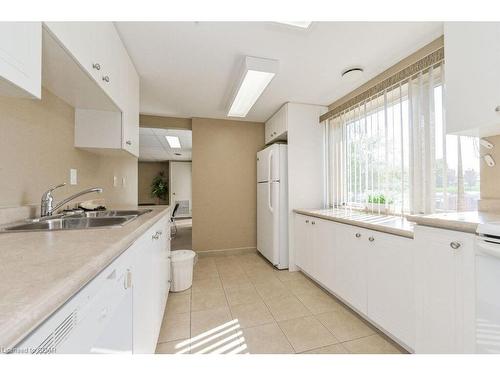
<box><xmin>414</xmin><ymin>226</ymin><xmax>475</xmax><ymax>354</ymax></box>
<box><xmin>294</xmin><ymin>213</ymin><xmax>415</xmax><ymax>350</ymax></box>
<box><xmin>16</xmin><ymin>212</ymin><xmax>171</xmax><ymax>354</ymax></box>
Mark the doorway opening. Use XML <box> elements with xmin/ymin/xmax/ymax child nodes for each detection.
<box><xmin>138</xmin><ymin>127</ymin><xmax>192</xmax><ymax>250</ymax></box>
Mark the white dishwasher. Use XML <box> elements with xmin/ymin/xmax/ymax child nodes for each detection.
<box><xmin>475</xmin><ymin>223</ymin><xmax>500</xmax><ymax>354</ymax></box>
<box><xmin>16</xmin><ymin>259</ymin><xmax>133</xmax><ymax>354</ymax></box>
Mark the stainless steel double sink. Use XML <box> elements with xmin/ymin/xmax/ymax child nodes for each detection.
<box><xmin>1</xmin><ymin>209</ymin><xmax>152</xmax><ymax>233</ymax></box>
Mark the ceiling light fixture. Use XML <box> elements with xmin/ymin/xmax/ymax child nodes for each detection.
<box><xmin>165</xmin><ymin>135</ymin><xmax>181</xmax><ymax>148</ymax></box>
<box><xmin>228</xmin><ymin>56</ymin><xmax>279</xmax><ymax>118</ymax></box>
<box><xmin>341</xmin><ymin>66</ymin><xmax>364</xmax><ymax>80</ymax></box>
<box><xmin>276</xmin><ymin>22</ymin><xmax>312</xmax><ymax>29</ymax></box>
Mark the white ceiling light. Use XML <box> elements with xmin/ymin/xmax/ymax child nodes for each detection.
<box><xmin>276</xmin><ymin>22</ymin><xmax>312</xmax><ymax>29</ymax></box>
<box><xmin>165</xmin><ymin>135</ymin><xmax>181</xmax><ymax>148</ymax></box>
<box><xmin>341</xmin><ymin>66</ymin><xmax>364</xmax><ymax>82</ymax></box>
<box><xmin>228</xmin><ymin>56</ymin><xmax>279</xmax><ymax>118</ymax></box>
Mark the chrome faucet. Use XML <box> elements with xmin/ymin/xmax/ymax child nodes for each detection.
<box><xmin>41</xmin><ymin>183</ymin><xmax>103</xmax><ymax>217</ymax></box>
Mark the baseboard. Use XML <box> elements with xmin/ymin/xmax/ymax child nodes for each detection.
<box><xmin>196</xmin><ymin>247</ymin><xmax>257</xmax><ymax>257</ymax></box>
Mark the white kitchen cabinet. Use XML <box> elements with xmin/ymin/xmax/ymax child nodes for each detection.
<box><xmin>16</xmin><ymin>211</ymin><xmax>171</xmax><ymax>354</ymax></box>
<box><xmin>333</xmin><ymin>223</ymin><xmax>368</xmax><ymax>314</ymax></box>
<box><xmin>293</xmin><ymin>215</ymin><xmax>334</xmax><ymax>288</ymax></box>
<box><xmin>43</xmin><ymin>22</ymin><xmax>139</xmax><ymax>157</ymax></box>
<box><xmin>414</xmin><ymin>225</ymin><xmax>475</xmax><ymax>353</ymax></box>
<box><xmin>293</xmin><ymin>212</ymin><xmax>416</xmax><ymax>350</ymax></box>
<box><xmin>445</xmin><ymin>22</ymin><xmax>500</xmax><ymax>136</ymax></box>
<box><xmin>132</xmin><ymin>215</ymin><xmax>170</xmax><ymax>354</ymax></box>
<box><xmin>366</xmin><ymin>230</ymin><xmax>415</xmax><ymax>349</ymax></box>
<box><xmin>0</xmin><ymin>22</ymin><xmax>41</xmax><ymax>98</ymax></box>
<box><xmin>294</xmin><ymin>214</ymin><xmax>313</xmax><ymax>274</ymax></box>
<box><xmin>265</xmin><ymin>104</ymin><xmax>288</xmax><ymax>144</ymax></box>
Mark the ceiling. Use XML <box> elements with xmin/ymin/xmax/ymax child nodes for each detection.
<box><xmin>115</xmin><ymin>22</ymin><xmax>443</xmax><ymax>122</ymax></box>
<box><xmin>139</xmin><ymin>128</ymin><xmax>192</xmax><ymax>162</ymax></box>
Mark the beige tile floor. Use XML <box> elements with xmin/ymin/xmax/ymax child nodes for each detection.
<box><xmin>156</xmin><ymin>252</ymin><xmax>407</xmax><ymax>354</ymax></box>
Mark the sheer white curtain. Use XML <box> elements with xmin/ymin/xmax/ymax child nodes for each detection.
<box><xmin>327</xmin><ymin>62</ymin><xmax>480</xmax><ymax>215</ymax></box>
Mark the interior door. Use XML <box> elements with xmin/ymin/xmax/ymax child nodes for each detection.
<box><xmin>169</xmin><ymin>161</ymin><xmax>192</xmax><ymax>217</ymax></box>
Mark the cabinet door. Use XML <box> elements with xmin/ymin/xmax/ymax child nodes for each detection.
<box><xmin>273</xmin><ymin>104</ymin><xmax>288</xmax><ymax>138</ymax></box>
<box><xmin>366</xmin><ymin>231</ymin><xmax>415</xmax><ymax>349</ymax></box>
<box><xmin>294</xmin><ymin>214</ymin><xmax>312</xmax><ymax>273</ymax></box>
<box><xmin>445</xmin><ymin>22</ymin><xmax>500</xmax><ymax>136</ymax></box>
<box><xmin>265</xmin><ymin>104</ymin><xmax>288</xmax><ymax>144</ymax></box>
<box><xmin>132</xmin><ymin>232</ymin><xmax>156</xmax><ymax>353</ymax></box>
<box><xmin>44</xmin><ymin>22</ymin><xmax>121</xmax><ymax>106</ymax></box>
<box><xmin>0</xmin><ymin>22</ymin><xmax>41</xmax><ymax>98</ymax></box>
<box><xmin>121</xmin><ymin>56</ymin><xmax>140</xmax><ymax>156</ymax></box>
<box><xmin>333</xmin><ymin>223</ymin><xmax>367</xmax><ymax>314</ymax></box>
<box><xmin>414</xmin><ymin>226</ymin><xmax>475</xmax><ymax>353</ymax></box>
<box><xmin>311</xmin><ymin>218</ymin><xmax>335</xmax><ymax>289</ymax></box>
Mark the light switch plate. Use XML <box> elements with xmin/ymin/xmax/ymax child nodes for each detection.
<box><xmin>70</xmin><ymin>169</ymin><xmax>77</xmax><ymax>185</ymax></box>
<box><xmin>113</xmin><ymin>176</ymin><xmax>118</xmax><ymax>187</ymax></box>
<box><xmin>122</xmin><ymin>177</ymin><xmax>126</xmax><ymax>188</ymax></box>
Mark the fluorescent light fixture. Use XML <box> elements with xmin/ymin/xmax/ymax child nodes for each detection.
<box><xmin>228</xmin><ymin>56</ymin><xmax>279</xmax><ymax>118</ymax></box>
<box><xmin>165</xmin><ymin>135</ymin><xmax>181</xmax><ymax>148</ymax></box>
<box><xmin>276</xmin><ymin>21</ymin><xmax>312</xmax><ymax>29</ymax></box>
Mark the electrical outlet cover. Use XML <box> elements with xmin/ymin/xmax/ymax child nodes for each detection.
<box><xmin>70</xmin><ymin>169</ymin><xmax>77</xmax><ymax>185</ymax></box>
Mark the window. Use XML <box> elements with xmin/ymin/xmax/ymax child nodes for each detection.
<box><xmin>326</xmin><ymin>62</ymin><xmax>480</xmax><ymax>215</ymax></box>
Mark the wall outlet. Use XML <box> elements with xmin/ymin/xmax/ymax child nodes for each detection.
<box><xmin>113</xmin><ymin>176</ymin><xmax>118</xmax><ymax>187</ymax></box>
<box><xmin>70</xmin><ymin>169</ymin><xmax>77</xmax><ymax>185</ymax></box>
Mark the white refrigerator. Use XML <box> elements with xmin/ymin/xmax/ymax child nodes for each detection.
<box><xmin>257</xmin><ymin>143</ymin><xmax>288</xmax><ymax>269</ymax></box>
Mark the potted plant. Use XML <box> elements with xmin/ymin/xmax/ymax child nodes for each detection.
<box><xmin>366</xmin><ymin>194</ymin><xmax>394</xmax><ymax>214</ymax></box>
<box><xmin>151</xmin><ymin>171</ymin><xmax>168</xmax><ymax>205</ymax></box>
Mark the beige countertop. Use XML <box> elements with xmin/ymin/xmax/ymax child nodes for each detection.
<box><xmin>0</xmin><ymin>205</ymin><xmax>170</xmax><ymax>350</ymax></box>
<box><xmin>406</xmin><ymin>211</ymin><xmax>500</xmax><ymax>233</ymax></box>
<box><xmin>294</xmin><ymin>208</ymin><xmax>414</xmax><ymax>238</ymax></box>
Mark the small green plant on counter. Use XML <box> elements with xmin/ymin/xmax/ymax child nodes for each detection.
<box><xmin>367</xmin><ymin>194</ymin><xmax>393</xmax><ymax>204</ymax></box>
<box><xmin>151</xmin><ymin>171</ymin><xmax>168</xmax><ymax>204</ymax></box>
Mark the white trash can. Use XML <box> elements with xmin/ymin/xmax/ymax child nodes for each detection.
<box><xmin>170</xmin><ymin>250</ymin><xmax>197</xmax><ymax>292</ymax></box>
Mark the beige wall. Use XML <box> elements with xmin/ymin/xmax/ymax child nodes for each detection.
<box><xmin>192</xmin><ymin>117</ymin><xmax>264</xmax><ymax>252</ymax></box>
<box><xmin>138</xmin><ymin>161</ymin><xmax>169</xmax><ymax>205</ymax></box>
<box><xmin>0</xmin><ymin>88</ymin><xmax>138</xmax><ymax>210</ymax></box>
<box><xmin>140</xmin><ymin>114</ymin><xmax>192</xmax><ymax>130</ymax></box>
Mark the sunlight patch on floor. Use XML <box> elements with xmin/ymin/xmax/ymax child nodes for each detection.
<box><xmin>171</xmin><ymin>319</ymin><xmax>248</xmax><ymax>354</ymax></box>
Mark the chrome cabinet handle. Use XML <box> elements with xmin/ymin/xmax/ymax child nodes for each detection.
<box><xmin>124</xmin><ymin>269</ymin><xmax>132</xmax><ymax>289</ymax></box>
<box><xmin>450</xmin><ymin>241</ymin><xmax>461</xmax><ymax>250</ymax></box>
<box><xmin>311</xmin><ymin>221</ymin><xmax>315</xmax><ymax>225</ymax></box>
<box><xmin>102</xmin><ymin>76</ymin><xmax>110</xmax><ymax>82</ymax></box>
<box><xmin>156</xmin><ymin>230</ymin><xmax>163</xmax><ymax>236</ymax></box>
<box><xmin>495</xmin><ymin>106</ymin><xmax>500</xmax><ymax>112</ymax></box>
<box><xmin>305</xmin><ymin>220</ymin><xmax>309</xmax><ymax>223</ymax></box>
<box><xmin>126</xmin><ymin>140</ymin><xmax>132</xmax><ymax>145</ymax></box>
<box><xmin>368</xmin><ymin>236</ymin><xmax>375</xmax><ymax>242</ymax></box>
<box><xmin>355</xmin><ymin>233</ymin><xmax>361</xmax><ymax>238</ymax></box>
<box><xmin>92</xmin><ymin>63</ymin><xmax>101</xmax><ymax>70</ymax></box>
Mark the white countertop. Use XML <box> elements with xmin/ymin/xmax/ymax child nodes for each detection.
<box><xmin>406</xmin><ymin>211</ymin><xmax>500</xmax><ymax>233</ymax></box>
<box><xmin>0</xmin><ymin>205</ymin><xmax>170</xmax><ymax>349</ymax></box>
<box><xmin>294</xmin><ymin>208</ymin><xmax>414</xmax><ymax>238</ymax></box>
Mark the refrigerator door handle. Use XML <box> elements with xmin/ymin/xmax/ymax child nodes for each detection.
<box><xmin>268</xmin><ymin>150</ymin><xmax>274</xmax><ymax>212</ymax></box>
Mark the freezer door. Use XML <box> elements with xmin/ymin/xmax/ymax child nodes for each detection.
<box><xmin>257</xmin><ymin>144</ymin><xmax>281</xmax><ymax>183</ymax></box>
<box><xmin>257</xmin><ymin>182</ymin><xmax>280</xmax><ymax>265</ymax></box>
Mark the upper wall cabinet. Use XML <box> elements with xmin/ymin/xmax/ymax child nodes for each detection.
<box><xmin>43</xmin><ymin>22</ymin><xmax>139</xmax><ymax>157</ymax></box>
<box><xmin>0</xmin><ymin>22</ymin><xmax>41</xmax><ymax>99</ymax></box>
<box><xmin>265</xmin><ymin>104</ymin><xmax>288</xmax><ymax>144</ymax></box>
<box><xmin>445</xmin><ymin>22</ymin><xmax>500</xmax><ymax>137</ymax></box>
